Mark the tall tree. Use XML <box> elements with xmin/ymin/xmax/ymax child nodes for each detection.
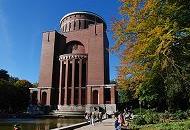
<box><xmin>112</xmin><ymin>0</ymin><xmax>190</xmax><ymax>110</ymax></box>
<box><xmin>14</xmin><ymin>80</ymin><xmax>32</xmax><ymax>111</ymax></box>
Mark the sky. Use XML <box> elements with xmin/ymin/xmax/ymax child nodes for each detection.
<box><xmin>0</xmin><ymin>0</ymin><xmax>121</xmax><ymax>83</ymax></box>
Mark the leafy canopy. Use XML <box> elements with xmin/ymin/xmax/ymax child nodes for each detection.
<box><xmin>112</xmin><ymin>0</ymin><xmax>190</xmax><ymax>109</ymax></box>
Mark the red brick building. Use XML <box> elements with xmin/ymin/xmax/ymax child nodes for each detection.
<box><xmin>37</xmin><ymin>11</ymin><xmax>116</xmax><ymax>114</ymax></box>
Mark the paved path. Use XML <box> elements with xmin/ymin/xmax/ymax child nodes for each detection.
<box><xmin>76</xmin><ymin>118</ymin><xmax>115</xmax><ymax>130</ymax></box>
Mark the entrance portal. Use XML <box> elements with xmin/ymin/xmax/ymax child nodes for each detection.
<box><xmin>41</xmin><ymin>92</ymin><xmax>47</xmax><ymax>105</ymax></box>
<box><xmin>92</xmin><ymin>90</ymin><xmax>98</xmax><ymax>104</ymax></box>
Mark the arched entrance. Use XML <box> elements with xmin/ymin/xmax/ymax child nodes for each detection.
<box><xmin>31</xmin><ymin>91</ymin><xmax>38</xmax><ymax>105</ymax></box>
<box><xmin>92</xmin><ymin>90</ymin><xmax>98</xmax><ymax>104</ymax></box>
<box><xmin>41</xmin><ymin>92</ymin><xmax>47</xmax><ymax>105</ymax></box>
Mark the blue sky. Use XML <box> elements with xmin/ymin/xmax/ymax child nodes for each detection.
<box><xmin>0</xmin><ymin>0</ymin><xmax>121</xmax><ymax>83</ymax></box>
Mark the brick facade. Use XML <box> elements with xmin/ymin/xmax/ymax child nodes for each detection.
<box><xmin>37</xmin><ymin>11</ymin><xmax>116</xmax><ymax>113</ymax></box>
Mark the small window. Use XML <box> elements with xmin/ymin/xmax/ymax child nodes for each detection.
<box><xmin>62</xmin><ymin>26</ymin><xmax>64</xmax><ymax>32</ymax></box>
<box><xmin>69</xmin><ymin>22</ymin><xmax>71</xmax><ymax>31</ymax></box>
<box><xmin>79</xmin><ymin>20</ymin><xmax>81</xmax><ymax>29</ymax></box>
<box><xmin>84</xmin><ymin>20</ymin><xmax>87</xmax><ymax>28</ymax></box>
<box><xmin>65</xmin><ymin>24</ymin><xmax>67</xmax><ymax>32</ymax></box>
<box><xmin>74</xmin><ymin>21</ymin><xmax>76</xmax><ymax>30</ymax></box>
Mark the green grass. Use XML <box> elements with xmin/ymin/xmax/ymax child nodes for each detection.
<box><xmin>129</xmin><ymin>119</ymin><xmax>190</xmax><ymax>130</ymax></box>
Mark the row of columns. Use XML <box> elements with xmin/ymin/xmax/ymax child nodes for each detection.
<box><xmin>59</xmin><ymin>55</ymin><xmax>87</xmax><ymax>106</ymax></box>
<box><xmin>87</xmin><ymin>85</ymin><xmax>116</xmax><ymax>104</ymax></box>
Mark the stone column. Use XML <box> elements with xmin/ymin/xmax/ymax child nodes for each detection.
<box><xmin>99</xmin><ymin>86</ymin><xmax>104</xmax><ymax>104</ymax></box>
<box><xmin>37</xmin><ymin>89</ymin><xmax>41</xmax><ymax>104</ymax></box>
<box><xmin>64</xmin><ymin>60</ymin><xmax>69</xmax><ymax>105</ymax></box>
<box><xmin>110</xmin><ymin>86</ymin><xmax>115</xmax><ymax>104</ymax></box>
<box><xmin>58</xmin><ymin>60</ymin><xmax>63</xmax><ymax>105</ymax></box>
<box><xmin>78</xmin><ymin>59</ymin><xmax>82</xmax><ymax>105</ymax></box>
<box><xmin>71</xmin><ymin>59</ymin><xmax>75</xmax><ymax>105</ymax></box>
<box><xmin>87</xmin><ymin>86</ymin><xmax>92</xmax><ymax>104</ymax></box>
<box><xmin>85</xmin><ymin>60</ymin><xmax>88</xmax><ymax>85</ymax></box>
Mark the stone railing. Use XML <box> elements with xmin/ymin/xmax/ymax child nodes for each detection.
<box><xmin>57</xmin><ymin>105</ymin><xmax>86</xmax><ymax>112</ymax></box>
<box><xmin>59</xmin><ymin>54</ymin><xmax>87</xmax><ymax>60</ymax></box>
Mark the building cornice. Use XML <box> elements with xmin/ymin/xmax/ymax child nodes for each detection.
<box><xmin>60</xmin><ymin>11</ymin><xmax>106</xmax><ymax>24</ymax></box>
<box><xmin>59</xmin><ymin>54</ymin><xmax>87</xmax><ymax>61</ymax></box>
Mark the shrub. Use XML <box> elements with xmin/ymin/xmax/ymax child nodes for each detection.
<box><xmin>133</xmin><ymin>108</ymin><xmax>147</xmax><ymax>115</ymax></box>
<box><xmin>159</xmin><ymin>110</ymin><xmax>171</xmax><ymax>123</ymax></box>
<box><xmin>186</xmin><ymin>109</ymin><xmax>190</xmax><ymax>117</ymax></box>
<box><xmin>133</xmin><ymin>115</ymin><xmax>146</xmax><ymax>125</ymax></box>
<box><xmin>173</xmin><ymin>110</ymin><xmax>187</xmax><ymax>120</ymax></box>
<box><xmin>144</xmin><ymin>110</ymin><xmax>159</xmax><ymax>124</ymax></box>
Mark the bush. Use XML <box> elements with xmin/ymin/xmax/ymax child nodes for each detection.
<box><xmin>173</xmin><ymin>110</ymin><xmax>187</xmax><ymax>120</ymax></box>
<box><xmin>186</xmin><ymin>109</ymin><xmax>190</xmax><ymax>117</ymax></box>
<box><xmin>133</xmin><ymin>108</ymin><xmax>147</xmax><ymax>115</ymax></box>
<box><xmin>159</xmin><ymin>110</ymin><xmax>171</xmax><ymax>123</ymax></box>
<box><xmin>133</xmin><ymin>115</ymin><xmax>146</xmax><ymax>125</ymax></box>
<box><xmin>144</xmin><ymin>110</ymin><xmax>159</xmax><ymax>124</ymax></box>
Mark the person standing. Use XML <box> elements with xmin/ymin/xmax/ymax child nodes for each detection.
<box><xmin>118</xmin><ymin>112</ymin><xmax>125</xmax><ymax>126</ymax></box>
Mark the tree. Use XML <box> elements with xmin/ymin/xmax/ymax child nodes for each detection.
<box><xmin>112</xmin><ymin>0</ymin><xmax>190</xmax><ymax>110</ymax></box>
<box><xmin>14</xmin><ymin>80</ymin><xmax>32</xmax><ymax>111</ymax></box>
<box><xmin>32</xmin><ymin>82</ymin><xmax>38</xmax><ymax>88</ymax></box>
<box><xmin>0</xmin><ymin>69</ymin><xmax>9</xmax><ymax>81</ymax></box>
<box><xmin>0</xmin><ymin>69</ymin><xmax>32</xmax><ymax>113</ymax></box>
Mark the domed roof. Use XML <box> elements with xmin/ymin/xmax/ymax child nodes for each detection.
<box><xmin>60</xmin><ymin>11</ymin><xmax>106</xmax><ymax>25</ymax></box>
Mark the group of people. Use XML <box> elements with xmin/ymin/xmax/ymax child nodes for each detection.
<box><xmin>115</xmin><ymin>112</ymin><xmax>128</xmax><ymax>130</ymax></box>
<box><xmin>114</xmin><ymin>106</ymin><xmax>133</xmax><ymax>130</ymax></box>
<box><xmin>124</xmin><ymin>106</ymin><xmax>133</xmax><ymax>120</ymax></box>
<box><xmin>84</xmin><ymin>109</ymin><xmax>103</xmax><ymax>126</ymax></box>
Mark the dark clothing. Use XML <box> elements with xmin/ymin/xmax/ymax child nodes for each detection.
<box><xmin>115</xmin><ymin>119</ymin><xmax>120</xmax><ymax>128</ymax></box>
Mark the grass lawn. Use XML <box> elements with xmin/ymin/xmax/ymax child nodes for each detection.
<box><xmin>129</xmin><ymin>119</ymin><xmax>190</xmax><ymax>130</ymax></box>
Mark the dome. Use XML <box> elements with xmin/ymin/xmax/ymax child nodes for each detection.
<box><xmin>60</xmin><ymin>11</ymin><xmax>107</xmax><ymax>33</ymax></box>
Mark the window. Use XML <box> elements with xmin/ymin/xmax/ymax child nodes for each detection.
<box><xmin>79</xmin><ymin>20</ymin><xmax>81</xmax><ymax>29</ymax></box>
<box><xmin>65</xmin><ymin>24</ymin><xmax>67</xmax><ymax>32</ymax></box>
<box><xmin>69</xmin><ymin>22</ymin><xmax>71</xmax><ymax>31</ymax></box>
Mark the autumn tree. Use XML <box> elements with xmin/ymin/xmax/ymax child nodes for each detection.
<box><xmin>112</xmin><ymin>0</ymin><xmax>190</xmax><ymax>110</ymax></box>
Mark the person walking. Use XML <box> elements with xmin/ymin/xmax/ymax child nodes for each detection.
<box><xmin>90</xmin><ymin>112</ymin><xmax>95</xmax><ymax>126</ymax></box>
<box><xmin>99</xmin><ymin>112</ymin><xmax>103</xmax><ymax>123</ymax></box>
<box><xmin>115</xmin><ymin>117</ymin><xmax>121</xmax><ymax>130</ymax></box>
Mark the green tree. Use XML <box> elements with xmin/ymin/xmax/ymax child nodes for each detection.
<box><xmin>112</xmin><ymin>0</ymin><xmax>190</xmax><ymax>110</ymax></box>
<box><xmin>0</xmin><ymin>69</ymin><xmax>9</xmax><ymax>81</ymax></box>
<box><xmin>0</xmin><ymin>69</ymin><xmax>32</xmax><ymax>113</ymax></box>
<box><xmin>14</xmin><ymin>80</ymin><xmax>32</xmax><ymax>111</ymax></box>
<box><xmin>32</xmin><ymin>82</ymin><xmax>38</xmax><ymax>88</ymax></box>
